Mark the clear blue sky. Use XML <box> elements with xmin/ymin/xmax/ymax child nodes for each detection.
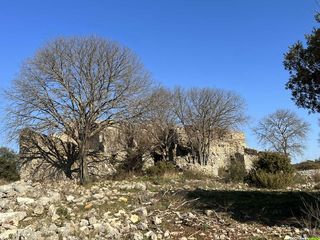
<box><xmin>0</xmin><ymin>0</ymin><xmax>319</xmax><ymax>162</ymax></box>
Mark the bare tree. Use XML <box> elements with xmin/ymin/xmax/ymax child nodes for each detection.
<box><xmin>6</xmin><ymin>37</ymin><xmax>154</xmax><ymax>184</ymax></box>
<box><xmin>117</xmin><ymin>88</ymin><xmax>178</xmax><ymax>170</ymax></box>
<box><xmin>253</xmin><ymin>109</ymin><xmax>310</xmax><ymax>157</ymax></box>
<box><xmin>173</xmin><ymin>87</ymin><xmax>246</xmax><ymax>165</ymax></box>
<box><xmin>145</xmin><ymin>88</ymin><xmax>178</xmax><ymax>162</ymax></box>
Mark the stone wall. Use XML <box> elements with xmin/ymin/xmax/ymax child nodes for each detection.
<box><xmin>19</xmin><ymin>126</ymin><xmax>258</xmax><ymax>180</ymax></box>
<box><xmin>174</xmin><ymin>132</ymin><xmax>257</xmax><ymax>176</ymax></box>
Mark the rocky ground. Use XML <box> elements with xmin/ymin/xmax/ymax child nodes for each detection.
<box><xmin>0</xmin><ymin>175</ymin><xmax>318</xmax><ymax>240</ymax></box>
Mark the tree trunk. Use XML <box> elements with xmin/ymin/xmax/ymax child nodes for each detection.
<box><xmin>198</xmin><ymin>145</ymin><xmax>204</xmax><ymax>165</ymax></box>
<box><xmin>64</xmin><ymin>166</ymin><xmax>73</xmax><ymax>179</ymax></box>
<box><xmin>79</xmin><ymin>140</ymin><xmax>90</xmax><ymax>185</ymax></box>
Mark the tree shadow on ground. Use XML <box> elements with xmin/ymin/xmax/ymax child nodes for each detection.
<box><xmin>186</xmin><ymin>189</ymin><xmax>320</xmax><ymax>226</ymax></box>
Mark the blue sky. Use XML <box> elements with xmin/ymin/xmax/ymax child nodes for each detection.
<box><xmin>0</xmin><ymin>0</ymin><xmax>319</xmax><ymax>162</ymax></box>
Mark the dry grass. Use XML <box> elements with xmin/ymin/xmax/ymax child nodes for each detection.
<box><xmin>300</xmin><ymin>195</ymin><xmax>320</xmax><ymax>236</ymax></box>
<box><xmin>162</xmin><ymin>171</ymin><xmax>181</xmax><ymax>180</ymax></box>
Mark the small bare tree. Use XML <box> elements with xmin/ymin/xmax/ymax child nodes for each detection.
<box><xmin>253</xmin><ymin>109</ymin><xmax>310</xmax><ymax>157</ymax></box>
<box><xmin>6</xmin><ymin>37</ymin><xmax>154</xmax><ymax>184</ymax></box>
<box><xmin>117</xmin><ymin>88</ymin><xmax>178</xmax><ymax>170</ymax></box>
<box><xmin>173</xmin><ymin>87</ymin><xmax>246</xmax><ymax>165</ymax></box>
<box><xmin>145</xmin><ymin>88</ymin><xmax>178</xmax><ymax>162</ymax></box>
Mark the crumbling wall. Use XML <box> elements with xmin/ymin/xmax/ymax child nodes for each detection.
<box><xmin>174</xmin><ymin>132</ymin><xmax>254</xmax><ymax>176</ymax></box>
<box><xmin>19</xmin><ymin>128</ymin><xmax>119</xmax><ymax>181</ymax></box>
<box><xmin>19</xmin><ymin>126</ymin><xmax>257</xmax><ymax>179</ymax></box>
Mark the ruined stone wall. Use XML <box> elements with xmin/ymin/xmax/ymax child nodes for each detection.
<box><xmin>19</xmin><ymin>128</ymin><xmax>120</xmax><ymax>181</ymax></box>
<box><xmin>19</xmin><ymin>126</ymin><xmax>257</xmax><ymax>180</ymax></box>
<box><xmin>174</xmin><ymin>132</ymin><xmax>256</xmax><ymax>176</ymax></box>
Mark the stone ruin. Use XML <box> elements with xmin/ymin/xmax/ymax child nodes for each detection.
<box><xmin>19</xmin><ymin>126</ymin><xmax>258</xmax><ymax>180</ymax></box>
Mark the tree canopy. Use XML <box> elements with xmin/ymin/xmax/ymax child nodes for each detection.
<box><xmin>284</xmin><ymin>15</ymin><xmax>320</xmax><ymax>113</ymax></box>
<box><xmin>6</xmin><ymin>37</ymin><xmax>155</xmax><ymax>184</ymax></box>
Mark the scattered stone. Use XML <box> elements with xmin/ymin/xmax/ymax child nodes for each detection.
<box><xmin>137</xmin><ymin>222</ymin><xmax>148</xmax><ymax>230</ymax></box>
<box><xmin>0</xmin><ymin>178</ymin><xmax>309</xmax><ymax>239</ymax></box>
<box><xmin>33</xmin><ymin>204</ymin><xmax>44</xmax><ymax>215</ymax></box>
<box><xmin>130</xmin><ymin>214</ymin><xmax>140</xmax><ymax>223</ymax></box>
<box><xmin>145</xmin><ymin>230</ymin><xmax>157</xmax><ymax>240</ymax></box>
<box><xmin>164</xmin><ymin>230</ymin><xmax>170</xmax><ymax>238</ymax></box>
<box><xmin>89</xmin><ymin>216</ymin><xmax>97</xmax><ymax>225</ymax></box>
<box><xmin>80</xmin><ymin>219</ymin><xmax>89</xmax><ymax>227</ymax></box>
<box><xmin>37</xmin><ymin>196</ymin><xmax>51</xmax><ymax>206</ymax></box>
<box><xmin>0</xmin><ymin>212</ymin><xmax>27</xmax><ymax>226</ymax></box>
<box><xmin>84</xmin><ymin>203</ymin><xmax>93</xmax><ymax>209</ymax></box>
<box><xmin>105</xmin><ymin>223</ymin><xmax>120</xmax><ymax>237</ymax></box>
<box><xmin>152</xmin><ymin>216</ymin><xmax>162</xmax><ymax>225</ymax></box>
<box><xmin>204</xmin><ymin>209</ymin><xmax>214</xmax><ymax>216</ymax></box>
<box><xmin>0</xmin><ymin>184</ymin><xmax>13</xmax><ymax>194</ymax></box>
<box><xmin>219</xmin><ymin>234</ymin><xmax>226</xmax><ymax>239</ymax></box>
<box><xmin>13</xmin><ymin>183</ymin><xmax>29</xmax><ymax>193</ymax></box>
<box><xmin>93</xmin><ymin>223</ymin><xmax>105</xmax><ymax>232</ymax></box>
<box><xmin>133</xmin><ymin>231</ymin><xmax>144</xmax><ymax>240</ymax></box>
<box><xmin>118</xmin><ymin>196</ymin><xmax>128</xmax><ymax>203</ymax></box>
<box><xmin>134</xmin><ymin>183</ymin><xmax>147</xmax><ymax>191</ymax></box>
<box><xmin>79</xmin><ymin>226</ymin><xmax>90</xmax><ymax>235</ymax></box>
<box><xmin>0</xmin><ymin>229</ymin><xmax>18</xmax><ymax>239</ymax></box>
<box><xmin>51</xmin><ymin>213</ymin><xmax>60</xmax><ymax>221</ymax></box>
<box><xmin>0</xmin><ymin>192</ymin><xmax>5</xmax><ymax>198</ymax></box>
<box><xmin>48</xmin><ymin>191</ymin><xmax>61</xmax><ymax>202</ymax></box>
<box><xmin>66</xmin><ymin>195</ymin><xmax>75</xmax><ymax>202</ymax></box>
<box><xmin>134</xmin><ymin>207</ymin><xmax>148</xmax><ymax>217</ymax></box>
<box><xmin>17</xmin><ymin>197</ymin><xmax>35</xmax><ymax>205</ymax></box>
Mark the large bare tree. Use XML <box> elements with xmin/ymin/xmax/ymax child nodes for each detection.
<box><xmin>6</xmin><ymin>37</ymin><xmax>154</xmax><ymax>184</ymax></box>
<box><xmin>253</xmin><ymin>109</ymin><xmax>310</xmax><ymax>157</ymax></box>
<box><xmin>173</xmin><ymin>87</ymin><xmax>246</xmax><ymax>165</ymax></box>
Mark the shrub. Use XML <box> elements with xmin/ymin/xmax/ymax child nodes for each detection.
<box><xmin>56</xmin><ymin>206</ymin><xmax>70</xmax><ymax>220</ymax></box>
<box><xmin>0</xmin><ymin>147</ymin><xmax>20</xmax><ymax>182</ymax></box>
<box><xmin>254</xmin><ymin>171</ymin><xmax>294</xmax><ymax>189</ymax></box>
<box><xmin>227</xmin><ymin>160</ymin><xmax>247</xmax><ymax>183</ymax></box>
<box><xmin>146</xmin><ymin>161</ymin><xmax>177</xmax><ymax>177</ymax></box>
<box><xmin>248</xmin><ymin>152</ymin><xmax>294</xmax><ymax>189</ymax></box>
<box><xmin>111</xmin><ymin>151</ymin><xmax>144</xmax><ymax>180</ymax></box>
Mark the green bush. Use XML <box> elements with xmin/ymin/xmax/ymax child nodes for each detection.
<box><xmin>254</xmin><ymin>171</ymin><xmax>294</xmax><ymax>189</ymax></box>
<box><xmin>248</xmin><ymin>152</ymin><xmax>294</xmax><ymax>189</ymax></box>
<box><xmin>0</xmin><ymin>147</ymin><xmax>20</xmax><ymax>182</ymax></box>
<box><xmin>227</xmin><ymin>160</ymin><xmax>247</xmax><ymax>183</ymax></box>
<box><xmin>146</xmin><ymin>161</ymin><xmax>177</xmax><ymax>177</ymax></box>
<box><xmin>56</xmin><ymin>205</ymin><xmax>70</xmax><ymax>220</ymax></box>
